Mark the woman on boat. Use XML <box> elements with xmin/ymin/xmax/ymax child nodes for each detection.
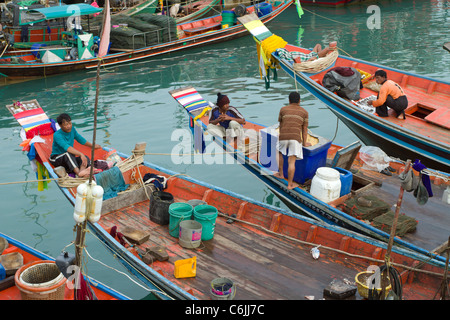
<box><xmin>49</xmin><ymin>113</ymin><xmax>101</xmax><ymax>178</ymax></box>
<box><xmin>207</xmin><ymin>93</ymin><xmax>245</xmax><ymax>138</ymax></box>
<box><xmin>368</xmin><ymin>69</ymin><xmax>408</xmax><ymax>120</ymax></box>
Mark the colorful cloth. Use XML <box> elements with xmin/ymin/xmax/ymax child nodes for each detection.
<box><xmin>276</xmin><ymin>48</ymin><xmax>319</xmax><ymax>62</ymax></box>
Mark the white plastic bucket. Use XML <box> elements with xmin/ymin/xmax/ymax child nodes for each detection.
<box><xmin>178</xmin><ymin>220</ymin><xmax>202</xmax><ymax>249</ymax></box>
<box><xmin>310</xmin><ymin>167</ymin><xmax>341</xmax><ymax>203</ymax></box>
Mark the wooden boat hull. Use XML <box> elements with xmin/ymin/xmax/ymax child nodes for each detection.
<box><xmin>0</xmin><ymin>232</ymin><xmax>129</xmax><ymax>300</ymax></box>
<box><xmin>274</xmin><ymin>49</ymin><xmax>450</xmax><ymax>173</ymax></box>
<box><xmin>175</xmin><ymin>0</ymin><xmax>221</xmax><ymax>24</ymax></box>
<box><xmin>32</xmin><ymin>141</ymin><xmax>450</xmax><ymax>300</ymax></box>
<box><xmin>9</xmin><ymin>102</ymin><xmax>450</xmax><ymax>300</ymax></box>
<box><xmin>169</xmin><ymin>86</ymin><xmax>450</xmax><ymax>267</ymax></box>
<box><xmin>0</xmin><ymin>0</ymin><xmax>292</xmax><ymax>79</ymax></box>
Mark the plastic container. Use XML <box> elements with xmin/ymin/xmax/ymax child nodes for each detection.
<box><xmin>174</xmin><ymin>257</ymin><xmax>196</xmax><ymax>278</ymax></box>
<box><xmin>221</xmin><ymin>11</ymin><xmax>236</xmax><ymax>27</ymax></box>
<box><xmin>355</xmin><ymin>271</ymin><xmax>391</xmax><ymax>299</ymax></box>
<box><xmin>259</xmin><ymin>127</ymin><xmax>332</xmax><ymax>184</ymax></box>
<box><xmin>89</xmin><ymin>184</ymin><xmax>104</xmax><ymax>223</ymax></box>
<box><xmin>168</xmin><ymin>202</ymin><xmax>193</xmax><ymax>237</ymax></box>
<box><xmin>149</xmin><ymin>190</ymin><xmax>174</xmax><ymax>225</ymax></box>
<box><xmin>310</xmin><ymin>167</ymin><xmax>341</xmax><ymax>203</ymax></box>
<box><xmin>187</xmin><ymin>199</ymin><xmax>207</xmax><ymax>208</ymax></box>
<box><xmin>255</xmin><ymin>2</ymin><xmax>272</xmax><ymax>17</ymax></box>
<box><xmin>210</xmin><ymin>277</ymin><xmax>236</xmax><ymax>300</ymax></box>
<box><xmin>179</xmin><ymin>220</ymin><xmax>202</xmax><ymax>249</ymax></box>
<box><xmin>193</xmin><ymin>205</ymin><xmax>218</xmax><ymax>241</ymax></box>
<box><xmin>74</xmin><ymin>181</ymin><xmax>102</xmax><ymax>223</ymax></box>
<box><xmin>335</xmin><ymin>167</ymin><xmax>353</xmax><ymax>197</ymax></box>
<box><xmin>15</xmin><ymin>261</ymin><xmax>67</xmax><ymax>300</ymax></box>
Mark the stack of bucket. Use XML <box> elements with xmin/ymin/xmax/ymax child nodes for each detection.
<box><xmin>168</xmin><ymin>202</ymin><xmax>218</xmax><ymax>248</ymax></box>
<box><xmin>221</xmin><ymin>11</ymin><xmax>236</xmax><ymax>28</ymax></box>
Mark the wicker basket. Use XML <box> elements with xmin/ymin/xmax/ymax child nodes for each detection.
<box><xmin>355</xmin><ymin>271</ymin><xmax>391</xmax><ymax>299</ymax></box>
<box><xmin>15</xmin><ymin>260</ymin><xmax>67</xmax><ymax>300</ymax></box>
<box><xmin>293</xmin><ymin>50</ymin><xmax>339</xmax><ymax>73</ymax></box>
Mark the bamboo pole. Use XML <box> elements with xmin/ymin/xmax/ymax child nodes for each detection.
<box><xmin>73</xmin><ymin>0</ymin><xmax>105</xmax><ymax>296</ymax></box>
<box><xmin>381</xmin><ymin>159</ymin><xmax>411</xmax><ymax>299</ymax></box>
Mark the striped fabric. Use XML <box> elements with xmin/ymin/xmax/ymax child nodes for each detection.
<box><xmin>170</xmin><ymin>86</ymin><xmax>210</xmax><ymax>114</ymax></box>
<box><xmin>13</xmin><ymin>107</ymin><xmax>50</xmax><ymax>132</ymax></box>
<box><xmin>237</xmin><ymin>13</ymin><xmax>272</xmax><ymax>41</ymax></box>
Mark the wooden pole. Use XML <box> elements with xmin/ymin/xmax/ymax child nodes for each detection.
<box><xmin>381</xmin><ymin>159</ymin><xmax>411</xmax><ymax>299</ymax></box>
<box><xmin>73</xmin><ymin>46</ymin><xmax>102</xmax><ymax>301</ymax></box>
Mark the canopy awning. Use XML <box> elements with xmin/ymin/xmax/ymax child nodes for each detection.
<box><xmin>20</xmin><ymin>4</ymin><xmax>102</xmax><ymax>25</ymax></box>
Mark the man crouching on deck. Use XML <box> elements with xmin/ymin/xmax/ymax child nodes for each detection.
<box><xmin>274</xmin><ymin>92</ymin><xmax>311</xmax><ymax>190</ymax></box>
<box><xmin>49</xmin><ymin>113</ymin><xmax>101</xmax><ymax>178</ymax></box>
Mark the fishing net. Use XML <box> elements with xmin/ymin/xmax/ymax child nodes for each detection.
<box><xmin>104</xmin><ymin>14</ymin><xmax>177</xmax><ymax>49</ymax></box>
<box><xmin>339</xmin><ymin>195</ymin><xmax>390</xmax><ymax>221</ymax></box>
<box><xmin>371</xmin><ymin>210</ymin><xmax>418</xmax><ymax>237</ymax></box>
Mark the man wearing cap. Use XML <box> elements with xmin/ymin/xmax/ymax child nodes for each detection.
<box><xmin>274</xmin><ymin>92</ymin><xmax>311</xmax><ymax>190</ymax></box>
<box><xmin>368</xmin><ymin>69</ymin><xmax>408</xmax><ymax>119</ymax></box>
<box><xmin>207</xmin><ymin>93</ymin><xmax>246</xmax><ymax>139</ymax></box>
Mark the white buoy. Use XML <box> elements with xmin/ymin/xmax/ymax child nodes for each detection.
<box><xmin>74</xmin><ymin>181</ymin><xmax>103</xmax><ymax>223</ymax></box>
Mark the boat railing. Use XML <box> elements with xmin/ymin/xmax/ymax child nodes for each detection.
<box><xmin>130</xmin><ymin>27</ymin><xmax>176</xmax><ymax>50</ymax></box>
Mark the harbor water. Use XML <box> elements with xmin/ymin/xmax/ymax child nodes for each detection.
<box><xmin>0</xmin><ymin>0</ymin><xmax>449</xmax><ymax>299</ymax></box>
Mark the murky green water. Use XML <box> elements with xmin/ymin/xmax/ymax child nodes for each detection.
<box><xmin>0</xmin><ymin>0</ymin><xmax>448</xmax><ymax>299</ymax></box>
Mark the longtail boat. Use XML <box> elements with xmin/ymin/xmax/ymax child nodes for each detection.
<box><xmin>0</xmin><ymin>0</ymin><xmax>291</xmax><ymax>80</ymax></box>
<box><xmin>238</xmin><ymin>13</ymin><xmax>450</xmax><ymax>172</ymax></box>
<box><xmin>169</xmin><ymin>85</ymin><xmax>450</xmax><ymax>269</ymax></box>
<box><xmin>170</xmin><ymin>0</ymin><xmax>221</xmax><ymax>24</ymax></box>
<box><xmin>0</xmin><ymin>232</ymin><xmax>130</xmax><ymax>300</ymax></box>
<box><xmin>7</xmin><ymin>99</ymin><xmax>449</xmax><ymax>300</ymax></box>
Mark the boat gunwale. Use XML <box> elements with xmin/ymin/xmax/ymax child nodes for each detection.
<box><xmin>0</xmin><ymin>1</ymin><xmax>292</xmax><ymax>70</ymax></box>
<box><xmin>273</xmin><ymin>52</ymin><xmax>450</xmax><ymax>170</ymax></box>
<box><xmin>182</xmin><ymin>99</ymin><xmax>449</xmax><ymax>265</ymax></box>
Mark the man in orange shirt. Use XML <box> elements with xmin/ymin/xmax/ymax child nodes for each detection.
<box><xmin>368</xmin><ymin>69</ymin><xmax>408</xmax><ymax>119</ymax></box>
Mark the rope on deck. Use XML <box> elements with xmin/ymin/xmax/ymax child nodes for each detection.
<box><xmin>218</xmin><ymin>211</ymin><xmax>448</xmax><ymax>279</ymax></box>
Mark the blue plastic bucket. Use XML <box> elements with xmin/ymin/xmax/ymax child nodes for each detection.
<box><xmin>335</xmin><ymin>167</ymin><xmax>353</xmax><ymax>197</ymax></box>
<box><xmin>168</xmin><ymin>203</ymin><xmax>193</xmax><ymax>237</ymax></box>
<box><xmin>193</xmin><ymin>205</ymin><xmax>218</xmax><ymax>241</ymax></box>
<box><xmin>255</xmin><ymin>2</ymin><xmax>272</xmax><ymax>17</ymax></box>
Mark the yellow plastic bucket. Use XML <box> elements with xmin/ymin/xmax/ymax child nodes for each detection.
<box><xmin>174</xmin><ymin>257</ymin><xmax>197</xmax><ymax>278</ymax></box>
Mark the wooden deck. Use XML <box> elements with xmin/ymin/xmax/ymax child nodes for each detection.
<box><xmin>96</xmin><ymin>179</ymin><xmax>446</xmax><ymax>300</ymax></box>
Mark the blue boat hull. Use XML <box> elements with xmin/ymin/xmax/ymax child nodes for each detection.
<box><xmin>275</xmin><ymin>55</ymin><xmax>450</xmax><ymax>172</ymax></box>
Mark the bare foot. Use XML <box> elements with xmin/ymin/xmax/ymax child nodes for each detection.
<box><xmin>287</xmin><ymin>182</ymin><xmax>299</xmax><ymax>190</ymax></box>
<box><xmin>273</xmin><ymin>172</ymin><xmax>285</xmax><ymax>179</ymax></box>
<box><xmin>78</xmin><ymin>167</ymin><xmax>91</xmax><ymax>177</ymax></box>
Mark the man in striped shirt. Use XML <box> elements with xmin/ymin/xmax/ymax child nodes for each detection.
<box><xmin>274</xmin><ymin>92</ymin><xmax>311</xmax><ymax>190</ymax></box>
<box><xmin>368</xmin><ymin>69</ymin><xmax>408</xmax><ymax>119</ymax></box>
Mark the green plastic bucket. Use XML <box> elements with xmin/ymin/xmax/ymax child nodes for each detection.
<box><xmin>169</xmin><ymin>203</ymin><xmax>193</xmax><ymax>237</ymax></box>
<box><xmin>221</xmin><ymin>11</ymin><xmax>236</xmax><ymax>27</ymax></box>
<box><xmin>193</xmin><ymin>204</ymin><xmax>218</xmax><ymax>240</ymax></box>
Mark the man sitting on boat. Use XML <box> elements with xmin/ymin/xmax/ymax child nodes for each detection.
<box><xmin>49</xmin><ymin>113</ymin><xmax>101</xmax><ymax>178</ymax></box>
<box><xmin>274</xmin><ymin>92</ymin><xmax>311</xmax><ymax>190</ymax></box>
<box><xmin>207</xmin><ymin>93</ymin><xmax>246</xmax><ymax>139</ymax></box>
<box><xmin>276</xmin><ymin>42</ymin><xmax>337</xmax><ymax>63</ymax></box>
<box><xmin>368</xmin><ymin>69</ymin><xmax>408</xmax><ymax>120</ymax></box>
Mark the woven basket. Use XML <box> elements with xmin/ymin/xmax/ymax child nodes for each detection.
<box><xmin>15</xmin><ymin>260</ymin><xmax>66</xmax><ymax>300</ymax></box>
<box><xmin>293</xmin><ymin>50</ymin><xmax>339</xmax><ymax>73</ymax></box>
